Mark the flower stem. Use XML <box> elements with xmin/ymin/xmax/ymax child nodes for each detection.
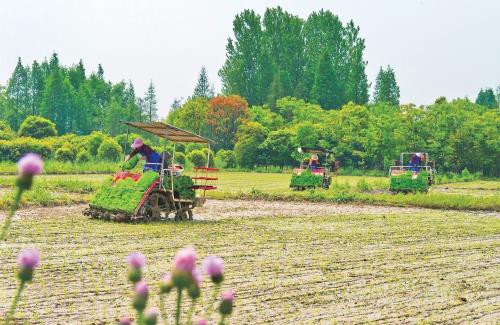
<box><xmin>175</xmin><ymin>288</ymin><xmax>182</xmax><ymax>325</ymax></box>
<box><xmin>0</xmin><ymin>188</ymin><xmax>23</xmax><ymax>242</ymax></box>
<box><xmin>186</xmin><ymin>300</ymin><xmax>195</xmax><ymax>325</ymax></box>
<box><xmin>218</xmin><ymin>314</ymin><xmax>226</xmax><ymax>325</ymax></box>
<box><xmin>206</xmin><ymin>283</ymin><xmax>220</xmax><ymax>319</ymax></box>
<box><xmin>4</xmin><ymin>280</ymin><xmax>25</xmax><ymax>325</ymax></box>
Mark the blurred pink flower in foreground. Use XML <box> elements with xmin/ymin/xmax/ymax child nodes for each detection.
<box><xmin>127</xmin><ymin>252</ymin><xmax>146</xmax><ymax>269</ymax></box>
<box><xmin>18</xmin><ymin>248</ymin><xmax>40</xmax><ymax>270</ymax></box>
<box><xmin>18</xmin><ymin>153</ymin><xmax>43</xmax><ymax>175</ymax></box>
<box><xmin>135</xmin><ymin>280</ymin><xmax>149</xmax><ymax>297</ymax></box>
<box><xmin>221</xmin><ymin>290</ymin><xmax>234</xmax><ymax>303</ymax></box>
<box><xmin>173</xmin><ymin>246</ymin><xmax>197</xmax><ymax>272</ymax></box>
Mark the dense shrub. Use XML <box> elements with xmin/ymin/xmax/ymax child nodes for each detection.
<box><xmin>55</xmin><ymin>145</ymin><xmax>77</xmax><ymax>162</ymax></box>
<box><xmin>86</xmin><ymin>131</ymin><xmax>109</xmax><ymax>157</ymax></box>
<box><xmin>174</xmin><ymin>152</ymin><xmax>186</xmax><ymax>165</ymax></box>
<box><xmin>0</xmin><ymin>137</ymin><xmax>53</xmax><ymax>161</ymax></box>
<box><xmin>187</xmin><ymin>149</ymin><xmax>206</xmax><ymax>167</ymax></box>
<box><xmin>216</xmin><ymin>149</ymin><xmax>236</xmax><ymax>168</ymax></box>
<box><xmin>18</xmin><ymin>116</ymin><xmax>57</xmax><ymax>138</ymax></box>
<box><xmin>97</xmin><ymin>138</ymin><xmax>123</xmax><ymax>161</ymax></box>
<box><xmin>0</xmin><ymin>120</ymin><xmax>16</xmax><ymax>140</ymax></box>
<box><xmin>76</xmin><ymin>149</ymin><xmax>91</xmax><ymax>163</ymax></box>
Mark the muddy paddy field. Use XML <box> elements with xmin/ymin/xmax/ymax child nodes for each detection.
<box><xmin>0</xmin><ymin>173</ymin><xmax>499</xmax><ymax>323</ymax></box>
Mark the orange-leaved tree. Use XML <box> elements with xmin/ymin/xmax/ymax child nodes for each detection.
<box><xmin>207</xmin><ymin>95</ymin><xmax>249</xmax><ymax>149</ymax></box>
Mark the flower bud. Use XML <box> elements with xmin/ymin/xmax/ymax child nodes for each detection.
<box><xmin>118</xmin><ymin>316</ymin><xmax>131</xmax><ymax>325</ymax></box>
<box><xmin>219</xmin><ymin>290</ymin><xmax>234</xmax><ymax>315</ymax></box>
<box><xmin>188</xmin><ymin>283</ymin><xmax>200</xmax><ymax>300</ymax></box>
<box><xmin>145</xmin><ymin>309</ymin><xmax>158</xmax><ymax>325</ymax></box>
<box><xmin>160</xmin><ymin>273</ymin><xmax>173</xmax><ymax>294</ymax></box>
<box><xmin>133</xmin><ymin>280</ymin><xmax>149</xmax><ymax>311</ymax></box>
<box><xmin>203</xmin><ymin>255</ymin><xmax>224</xmax><ymax>284</ymax></box>
<box><xmin>17</xmin><ymin>248</ymin><xmax>40</xmax><ymax>282</ymax></box>
<box><xmin>128</xmin><ymin>267</ymin><xmax>142</xmax><ymax>284</ymax></box>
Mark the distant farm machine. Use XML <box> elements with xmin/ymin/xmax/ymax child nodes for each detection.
<box><xmin>290</xmin><ymin>147</ymin><xmax>334</xmax><ymax>190</ymax></box>
<box><xmin>389</xmin><ymin>152</ymin><xmax>436</xmax><ymax>192</ymax></box>
<box><xmin>84</xmin><ymin>121</ymin><xmax>218</xmax><ymax>222</ymax></box>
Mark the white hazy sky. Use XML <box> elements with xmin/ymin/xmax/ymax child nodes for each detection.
<box><xmin>1</xmin><ymin>0</ymin><xmax>499</xmax><ymax>117</ymax></box>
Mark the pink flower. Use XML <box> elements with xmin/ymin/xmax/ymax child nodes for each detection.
<box><xmin>191</xmin><ymin>267</ymin><xmax>202</xmax><ymax>287</ymax></box>
<box><xmin>196</xmin><ymin>319</ymin><xmax>207</xmax><ymax>325</ymax></box>
<box><xmin>127</xmin><ymin>252</ymin><xmax>146</xmax><ymax>269</ymax></box>
<box><xmin>135</xmin><ymin>280</ymin><xmax>149</xmax><ymax>297</ymax></box>
<box><xmin>161</xmin><ymin>272</ymin><xmax>172</xmax><ymax>284</ymax></box>
<box><xmin>221</xmin><ymin>290</ymin><xmax>234</xmax><ymax>303</ymax></box>
<box><xmin>118</xmin><ymin>316</ymin><xmax>131</xmax><ymax>325</ymax></box>
<box><xmin>173</xmin><ymin>246</ymin><xmax>196</xmax><ymax>272</ymax></box>
<box><xmin>18</xmin><ymin>248</ymin><xmax>40</xmax><ymax>269</ymax></box>
<box><xmin>145</xmin><ymin>309</ymin><xmax>158</xmax><ymax>322</ymax></box>
<box><xmin>18</xmin><ymin>153</ymin><xmax>43</xmax><ymax>175</ymax></box>
<box><xmin>203</xmin><ymin>255</ymin><xmax>224</xmax><ymax>277</ymax></box>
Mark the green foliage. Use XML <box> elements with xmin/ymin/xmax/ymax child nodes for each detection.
<box><xmin>163</xmin><ymin>175</ymin><xmax>195</xmax><ymax>199</ymax></box>
<box><xmin>0</xmin><ymin>137</ymin><xmax>53</xmax><ymax>161</ymax></box>
<box><xmin>389</xmin><ymin>171</ymin><xmax>429</xmax><ymax>192</ymax></box>
<box><xmin>216</xmin><ymin>149</ymin><xmax>236</xmax><ymax>168</ymax></box>
<box><xmin>97</xmin><ymin>138</ymin><xmax>122</xmax><ymax>161</ymax></box>
<box><xmin>0</xmin><ymin>53</ymin><xmax>151</xmax><ymax>136</ymax></box>
<box><xmin>234</xmin><ymin>121</ymin><xmax>267</xmax><ymax>168</ymax></box>
<box><xmin>18</xmin><ymin>115</ymin><xmax>57</xmax><ymax>138</ymax></box>
<box><xmin>187</xmin><ymin>150</ymin><xmax>206</xmax><ymax>167</ymax></box>
<box><xmin>475</xmin><ymin>88</ymin><xmax>498</xmax><ymax>109</ymax></box>
<box><xmin>90</xmin><ymin>171</ymin><xmax>159</xmax><ymax>213</ymax></box>
<box><xmin>290</xmin><ymin>169</ymin><xmax>323</xmax><ymax>188</ymax></box>
<box><xmin>167</xmin><ymin>97</ymin><xmax>208</xmax><ymax>135</ymax></box>
<box><xmin>374</xmin><ymin>66</ymin><xmax>400</xmax><ymax>106</ymax></box>
<box><xmin>356</xmin><ymin>178</ymin><xmax>372</xmax><ymax>192</ymax></box>
<box><xmin>174</xmin><ymin>152</ymin><xmax>186</xmax><ymax>165</ymax></box>
<box><xmin>220</xmin><ymin>8</ymin><xmax>369</xmax><ymax>108</ymax></box>
<box><xmin>85</xmin><ymin>131</ymin><xmax>109</xmax><ymax>156</ymax></box>
<box><xmin>76</xmin><ymin>149</ymin><xmax>91</xmax><ymax>163</ymax></box>
<box><xmin>0</xmin><ymin>120</ymin><xmax>16</xmax><ymax>140</ymax></box>
<box><xmin>55</xmin><ymin>145</ymin><xmax>77</xmax><ymax>162</ymax></box>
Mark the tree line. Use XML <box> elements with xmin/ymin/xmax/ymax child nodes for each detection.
<box><xmin>0</xmin><ymin>53</ymin><xmax>158</xmax><ymax>135</ymax></box>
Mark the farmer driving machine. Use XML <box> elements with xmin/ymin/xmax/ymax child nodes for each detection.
<box><xmin>84</xmin><ymin>121</ymin><xmax>218</xmax><ymax>222</ymax></box>
<box><xmin>389</xmin><ymin>152</ymin><xmax>436</xmax><ymax>192</ymax></box>
<box><xmin>290</xmin><ymin>147</ymin><xmax>332</xmax><ymax>190</ymax></box>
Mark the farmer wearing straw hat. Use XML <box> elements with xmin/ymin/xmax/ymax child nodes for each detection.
<box><xmin>124</xmin><ymin>138</ymin><xmax>162</xmax><ymax>172</ymax></box>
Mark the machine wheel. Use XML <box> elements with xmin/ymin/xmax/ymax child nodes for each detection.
<box><xmin>174</xmin><ymin>209</ymin><xmax>188</xmax><ymax>221</ymax></box>
<box><xmin>139</xmin><ymin>191</ymin><xmax>168</xmax><ymax>222</ymax></box>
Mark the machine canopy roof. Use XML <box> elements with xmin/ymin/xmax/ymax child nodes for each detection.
<box><xmin>121</xmin><ymin>121</ymin><xmax>214</xmax><ymax>144</ymax></box>
<box><xmin>300</xmin><ymin>147</ymin><xmax>330</xmax><ymax>155</ymax></box>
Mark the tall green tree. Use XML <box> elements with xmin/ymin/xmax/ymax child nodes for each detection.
<box><xmin>475</xmin><ymin>88</ymin><xmax>498</xmax><ymax>108</ymax></box>
<box><xmin>310</xmin><ymin>51</ymin><xmax>338</xmax><ymax>109</ymax></box>
<box><xmin>192</xmin><ymin>66</ymin><xmax>215</xmax><ymax>99</ymax></box>
<box><xmin>143</xmin><ymin>81</ymin><xmax>158</xmax><ymax>121</ymax></box>
<box><xmin>29</xmin><ymin>60</ymin><xmax>45</xmax><ymax>116</ymax></box>
<box><xmin>40</xmin><ymin>66</ymin><xmax>75</xmax><ymax>134</ymax></box>
<box><xmin>6</xmin><ymin>58</ymin><xmax>31</xmax><ymax>128</ymax></box>
<box><xmin>373</xmin><ymin>66</ymin><xmax>400</xmax><ymax>106</ymax></box>
<box><xmin>219</xmin><ymin>9</ymin><xmax>268</xmax><ymax>105</ymax></box>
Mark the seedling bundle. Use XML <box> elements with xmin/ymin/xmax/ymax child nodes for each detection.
<box><xmin>389</xmin><ymin>171</ymin><xmax>430</xmax><ymax>192</ymax></box>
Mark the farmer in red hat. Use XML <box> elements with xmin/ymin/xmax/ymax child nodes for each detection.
<box><xmin>124</xmin><ymin>138</ymin><xmax>162</xmax><ymax>172</ymax></box>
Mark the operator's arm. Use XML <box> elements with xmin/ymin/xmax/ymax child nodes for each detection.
<box><xmin>125</xmin><ymin>148</ymin><xmax>139</xmax><ymax>161</ymax></box>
